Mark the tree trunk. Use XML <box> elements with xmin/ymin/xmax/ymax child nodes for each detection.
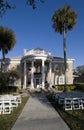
<box><xmin>1</xmin><ymin>49</ymin><xmax>5</xmax><ymax>72</ymax></box>
<box><xmin>63</xmin><ymin>26</ymin><xmax>67</xmax><ymax>91</ymax></box>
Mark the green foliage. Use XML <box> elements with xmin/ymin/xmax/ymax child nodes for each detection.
<box><xmin>0</xmin><ymin>26</ymin><xmax>16</xmax><ymax>55</ymax></box>
<box><xmin>0</xmin><ymin>72</ymin><xmax>8</xmax><ymax>93</ymax></box>
<box><xmin>57</xmin><ymin>85</ymin><xmax>76</xmax><ymax>91</ymax></box>
<box><xmin>52</xmin><ymin>83</ymin><xmax>84</xmax><ymax>92</ymax></box>
<box><xmin>0</xmin><ymin>0</ymin><xmax>14</xmax><ymax>17</ymax></box>
<box><xmin>0</xmin><ymin>0</ymin><xmax>45</xmax><ymax>16</ymax></box>
<box><xmin>27</xmin><ymin>0</ymin><xmax>45</xmax><ymax>9</ymax></box>
<box><xmin>8</xmin><ymin>70</ymin><xmax>20</xmax><ymax>80</ymax></box>
<box><xmin>58</xmin><ymin>85</ymin><xmax>65</xmax><ymax>91</ymax></box>
<box><xmin>52</xmin><ymin>5</ymin><xmax>77</xmax><ymax>89</ymax></box>
<box><xmin>0</xmin><ymin>70</ymin><xmax>20</xmax><ymax>93</ymax></box>
<box><xmin>52</xmin><ymin>5</ymin><xmax>77</xmax><ymax>34</ymax></box>
<box><xmin>0</xmin><ymin>26</ymin><xmax>16</xmax><ymax>72</ymax></box>
<box><xmin>66</xmin><ymin>85</ymin><xmax>76</xmax><ymax>91</ymax></box>
<box><xmin>74</xmin><ymin>65</ymin><xmax>84</xmax><ymax>76</ymax></box>
<box><xmin>74</xmin><ymin>83</ymin><xmax>84</xmax><ymax>91</ymax></box>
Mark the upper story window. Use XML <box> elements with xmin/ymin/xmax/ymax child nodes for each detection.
<box><xmin>45</xmin><ymin>65</ymin><xmax>47</xmax><ymax>72</ymax></box>
<box><xmin>36</xmin><ymin>65</ymin><xmax>41</xmax><ymax>73</ymax></box>
<box><xmin>54</xmin><ymin>64</ymin><xmax>59</xmax><ymax>72</ymax></box>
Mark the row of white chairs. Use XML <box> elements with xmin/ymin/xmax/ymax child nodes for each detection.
<box><xmin>63</xmin><ymin>97</ymin><xmax>84</xmax><ymax>110</ymax></box>
<box><xmin>52</xmin><ymin>92</ymin><xmax>84</xmax><ymax>110</ymax></box>
<box><xmin>0</xmin><ymin>94</ymin><xmax>22</xmax><ymax>114</ymax></box>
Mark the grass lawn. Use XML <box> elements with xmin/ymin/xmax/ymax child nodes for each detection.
<box><xmin>0</xmin><ymin>96</ymin><xmax>28</xmax><ymax>130</ymax></box>
<box><xmin>47</xmin><ymin>94</ymin><xmax>84</xmax><ymax>130</ymax></box>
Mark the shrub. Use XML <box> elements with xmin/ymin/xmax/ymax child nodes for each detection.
<box><xmin>74</xmin><ymin>83</ymin><xmax>84</xmax><ymax>91</ymax></box>
<box><xmin>66</xmin><ymin>85</ymin><xmax>76</xmax><ymax>91</ymax></box>
<box><xmin>0</xmin><ymin>70</ymin><xmax>20</xmax><ymax>94</ymax></box>
<box><xmin>0</xmin><ymin>72</ymin><xmax>8</xmax><ymax>93</ymax></box>
<box><xmin>57</xmin><ymin>85</ymin><xmax>76</xmax><ymax>91</ymax></box>
<box><xmin>58</xmin><ymin>85</ymin><xmax>64</xmax><ymax>91</ymax></box>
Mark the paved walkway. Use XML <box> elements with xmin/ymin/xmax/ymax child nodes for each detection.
<box><xmin>11</xmin><ymin>93</ymin><xmax>70</xmax><ymax>130</ymax></box>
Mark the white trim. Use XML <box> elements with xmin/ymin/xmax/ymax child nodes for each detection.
<box><xmin>49</xmin><ymin>62</ymin><xmax>52</xmax><ymax>88</ymax></box>
<box><xmin>42</xmin><ymin>59</ymin><xmax>45</xmax><ymax>88</ymax></box>
<box><xmin>55</xmin><ymin>76</ymin><xmax>59</xmax><ymax>85</ymax></box>
<box><xmin>59</xmin><ymin>76</ymin><xmax>64</xmax><ymax>85</ymax></box>
<box><xmin>23</xmin><ymin>61</ymin><xmax>27</xmax><ymax>89</ymax></box>
<box><xmin>55</xmin><ymin>75</ymin><xmax>65</xmax><ymax>85</ymax></box>
<box><xmin>31</xmin><ymin>60</ymin><xmax>34</xmax><ymax>88</ymax></box>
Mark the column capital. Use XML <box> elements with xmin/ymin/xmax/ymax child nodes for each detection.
<box><xmin>41</xmin><ymin>58</ymin><xmax>46</xmax><ymax>62</ymax></box>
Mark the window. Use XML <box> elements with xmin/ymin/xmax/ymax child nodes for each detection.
<box><xmin>62</xmin><ymin>63</ymin><xmax>69</xmax><ymax>72</ymax></box>
<box><xmin>54</xmin><ymin>64</ymin><xmax>59</xmax><ymax>72</ymax></box>
<box><xmin>45</xmin><ymin>65</ymin><xmax>47</xmax><ymax>72</ymax></box>
<box><xmin>36</xmin><ymin>65</ymin><xmax>41</xmax><ymax>73</ymax></box>
<box><xmin>59</xmin><ymin>76</ymin><xmax>64</xmax><ymax>85</ymax></box>
<box><xmin>55</xmin><ymin>75</ymin><xmax>64</xmax><ymax>85</ymax></box>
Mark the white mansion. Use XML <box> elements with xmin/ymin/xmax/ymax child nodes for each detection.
<box><xmin>4</xmin><ymin>48</ymin><xmax>74</xmax><ymax>89</ymax></box>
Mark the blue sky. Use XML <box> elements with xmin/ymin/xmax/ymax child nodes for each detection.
<box><xmin>0</xmin><ymin>0</ymin><xmax>84</xmax><ymax>68</ymax></box>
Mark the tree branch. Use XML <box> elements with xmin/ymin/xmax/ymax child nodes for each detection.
<box><xmin>0</xmin><ymin>0</ymin><xmax>15</xmax><ymax>17</ymax></box>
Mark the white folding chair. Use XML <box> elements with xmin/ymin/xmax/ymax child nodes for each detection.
<box><xmin>58</xmin><ymin>96</ymin><xmax>64</xmax><ymax>105</ymax></box>
<box><xmin>0</xmin><ymin>100</ymin><xmax>3</xmax><ymax>114</ymax></box>
<box><xmin>15</xmin><ymin>95</ymin><xmax>22</xmax><ymax>104</ymax></box>
<box><xmin>2</xmin><ymin>99</ymin><xmax>12</xmax><ymax>114</ymax></box>
<box><xmin>80</xmin><ymin>97</ymin><xmax>84</xmax><ymax>109</ymax></box>
<box><xmin>64</xmin><ymin>98</ymin><xmax>72</xmax><ymax>110</ymax></box>
<box><xmin>10</xmin><ymin>96</ymin><xmax>18</xmax><ymax>108</ymax></box>
<box><xmin>72</xmin><ymin>98</ymin><xmax>80</xmax><ymax>110</ymax></box>
<box><xmin>54</xmin><ymin>94</ymin><xmax>59</xmax><ymax>101</ymax></box>
<box><xmin>52</xmin><ymin>93</ymin><xmax>56</xmax><ymax>99</ymax></box>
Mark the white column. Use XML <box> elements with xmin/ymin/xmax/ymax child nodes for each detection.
<box><xmin>23</xmin><ymin>61</ymin><xmax>27</xmax><ymax>89</ymax></box>
<box><xmin>42</xmin><ymin>59</ymin><xmax>45</xmax><ymax>88</ymax></box>
<box><xmin>31</xmin><ymin>60</ymin><xmax>34</xmax><ymax>88</ymax></box>
<box><xmin>49</xmin><ymin>62</ymin><xmax>52</xmax><ymax>88</ymax></box>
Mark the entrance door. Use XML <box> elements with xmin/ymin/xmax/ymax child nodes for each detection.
<box><xmin>36</xmin><ymin>78</ymin><xmax>40</xmax><ymax>85</ymax></box>
<box><xmin>35</xmin><ymin>78</ymin><xmax>41</xmax><ymax>88</ymax></box>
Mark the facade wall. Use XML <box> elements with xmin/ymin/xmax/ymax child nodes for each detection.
<box><xmin>66</xmin><ymin>61</ymin><xmax>73</xmax><ymax>84</ymax></box>
<box><xmin>2</xmin><ymin>48</ymin><xmax>74</xmax><ymax>88</ymax></box>
<box><xmin>5</xmin><ymin>59</ymin><xmax>73</xmax><ymax>88</ymax></box>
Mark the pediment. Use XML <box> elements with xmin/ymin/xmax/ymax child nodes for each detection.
<box><xmin>24</xmin><ymin>48</ymin><xmax>51</xmax><ymax>57</ymax></box>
